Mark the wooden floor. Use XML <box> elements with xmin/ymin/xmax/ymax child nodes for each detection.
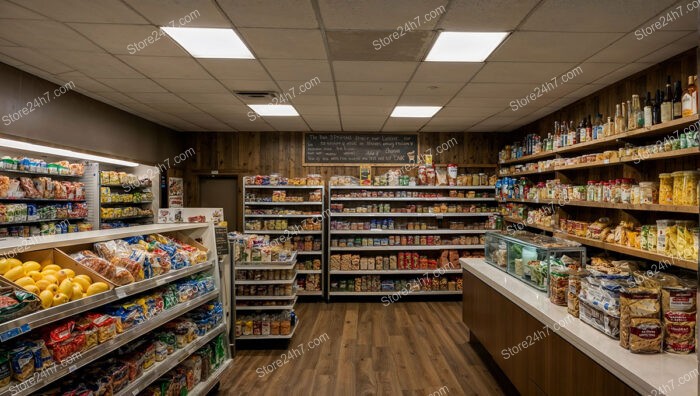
<box><xmin>219</xmin><ymin>301</ymin><xmax>507</xmax><ymax>396</ymax></box>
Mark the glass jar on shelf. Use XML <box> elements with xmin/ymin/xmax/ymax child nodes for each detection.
<box><xmin>620</xmin><ymin>179</ymin><xmax>632</xmax><ymax>204</ymax></box>
<box><xmin>672</xmin><ymin>171</ymin><xmax>685</xmax><ymax>205</ymax></box>
<box><xmin>586</xmin><ymin>181</ymin><xmax>596</xmax><ymax>202</ymax></box>
<box><xmin>638</xmin><ymin>182</ymin><xmax>658</xmax><ymax>204</ymax></box>
<box><xmin>659</xmin><ymin>173</ymin><xmax>673</xmax><ymax>205</ymax></box>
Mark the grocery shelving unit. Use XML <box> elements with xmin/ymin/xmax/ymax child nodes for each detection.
<box><xmin>231</xmin><ymin>245</ymin><xmax>299</xmax><ymax>342</ymax></box>
<box><xmin>498</xmin><ymin>114</ymin><xmax>700</xmax><ymax>271</ymax></box>
<box><xmin>98</xmin><ymin>164</ymin><xmax>158</xmax><ymax>229</ymax></box>
<box><xmin>327</xmin><ymin>185</ymin><xmax>497</xmax><ymax>299</ymax></box>
<box><xmin>0</xmin><ymin>223</ymin><xmax>232</xmax><ymax>396</ymax></box>
<box><xmin>243</xmin><ymin>183</ymin><xmax>325</xmax><ymax>297</ymax></box>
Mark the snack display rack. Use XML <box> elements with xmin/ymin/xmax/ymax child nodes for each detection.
<box><xmin>230</xmin><ymin>240</ymin><xmax>299</xmax><ymax>341</ymax></box>
<box><xmin>98</xmin><ymin>165</ymin><xmax>158</xmax><ymax>229</ymax></box>
<box><xmin>0</xmin><ymin>223</ymin><xmax>232</xmax><ymax>396</ymax></box>
<box><xmin>242</xmin><ymin>182</ymin><xmax>325</xmax><ymax>297</ymax></box>
<box><xmin>327</xmin><ymin>185</ymin><xmax>499</xmax><ymax>298</ymax></box>
<box><xmin>496</xmin><ymin>114</ymin><xmax>700</xmax><ymax>271</ymax></box>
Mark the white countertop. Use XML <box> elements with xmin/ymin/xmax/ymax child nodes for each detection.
<box><xmin>461</xmin><ymin>258</ymin><xmax>698</xmax><ymax>396</ymax></box>
<box><xmin>0</xmin><ymin>223</ymin><xmax>209</xmax><ymax>254</ymax></box>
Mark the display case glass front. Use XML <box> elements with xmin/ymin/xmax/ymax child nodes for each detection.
<box><xmin>484</xmin><ymin>231</ymin><xmax>586</xmax><ymax>292</ymax></box>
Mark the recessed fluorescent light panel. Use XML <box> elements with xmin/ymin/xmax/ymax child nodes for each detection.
<box><xmin>248</xmin><ymin>104</ymin><xmax>300</xmax><ymax>117</ymax></box>
<box><xmin>0</xmin><ymin>138</ymin><xmax>139</xmax><ymax>166</ymax></box>
<box><xmin>161</xmin><ymin>27</ymin><xmax>254</xmax><ymax>59</ymax></box>
<box><xmin>390</xmin><ymin>106</ymin><xmax>442</xmax><ymax>118</ymax></box>
<box><xmin>426</xmin><ymin>32</ymin><xmax>509</xmax><ymax>62</ymax></box>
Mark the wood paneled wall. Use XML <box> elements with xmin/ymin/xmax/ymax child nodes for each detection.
<box><xmin>181</xmin><ymin>132</ymin><xmax>505</xmax><ymax>228</ymax></box>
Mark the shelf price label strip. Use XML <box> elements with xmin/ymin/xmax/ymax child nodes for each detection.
<box><xmin>0</xmin><ymin>260</ymin><xmax>216</xmax><ymax>341</ymax></box>
<box><xmin>1</xmin><ymin>290</ymin><xmax>219</xmax><ymax>396</ymax></box>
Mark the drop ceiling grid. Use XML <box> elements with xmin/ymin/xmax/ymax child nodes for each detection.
<box><xmin>0</xmin><ymin>0</ymin><xmax>694</xmax><ymax>132</ymax></box>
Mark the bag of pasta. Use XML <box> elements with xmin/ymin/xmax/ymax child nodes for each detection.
<box><xmin>619</xmin><ymin>286</ymin><xmax>660</xmax><ymax>350</ymax></box>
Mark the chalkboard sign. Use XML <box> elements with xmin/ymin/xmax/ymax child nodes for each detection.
<box><xmin>214</xmin><ymin>226</ymin><xmax>229</xmax><ymax>256</ymax></box>
<box><xmin>303</xmin><ymin>133</ymin><xmax>418</xmax><ymax>165</ymax></box>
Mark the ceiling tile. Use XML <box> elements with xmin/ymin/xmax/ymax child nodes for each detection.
<box><xmin>225</xmin><ymin>119</ymin><xmax>274</xmax><ymax>131</ymax></box>
<box><xmin>0</xmin><ymin>38</ymin><xmax>16</xmax><ymax>46</ymax></box>
<box><xmin>118</xmin><ymin>55</ymin><xmax>210</xmax><ymax>79</ymax></box>
<box><xmin>641</xmin><ymin>2</ymin><xmax>698</xmax><ymax>31</ymax></box>
<box><xmin>218</xmin><ymin>0</ymin><xmax>318</xmax><ymax>28</ymax></box>
<box><xmin>55</xmin><ymin>71</ymin><xmax>114</xmax><ymax>92</ymax></box>
<box><xmin>446</xmin><ymin>97</ymin><xmax>510</xmax><ymax>108</ymax></box>
<box><xmin>436</xmin><ymin>106</ymin><xmax>502</xmax><ymax>118</ymax></box>
<box><xmin>239</xmin><ymin>28</ymin><xmax>327</xmax><ymax>59</ymax></box>
<box><xmin>490</xmin><ymin>32</ymin><xmax>623</xmax><ymax>62</ymax></box>
<box><xmin>593</xmin><ymin>62</ymin><xmax>654</xmax><ymax>86</ymax></box>
<box><xmin>326</xmin><ymin>30</ymin><xmax>433</xmax><ymax>62</ymax></box>
<box><xmin>0</xmin><ymin>0</ymin><xmax>46</xmax><ymax>19</ymax></box>
<box><xmin>319</xmin><ymin>0</ymin><xmax>446</xmax><ymax>30</ymax></box>
<box><xmin>261</xmin><ymin>59</ymin><xmax>332</xmax><ymax>81</ymax></box>
<box><xmin>382</xmin><ymin>117</ymin><xmax>428</xmax><ymax>132</ymax></box>
<box><xmin>397</xmin><ymin>95</ymin><xmax>452</xmax><ymax>106</ymax></box>
<box><xmin>0</xmin><ymin>20</ymin><xmax>101</xmax><ymax>51</ymax></box>
<box><xmin>563</xmin><ymin>83</ymin><xmax>607</xmax><ymax>98</ymax></box>
<box><xmin>127</xmin><ymin>92</ymin><xmax>188</xmax><ymax>104</ymax></box>
<box><xmin>340</xmin><ymin>106</ymin><xmax>392</xmax><ymax>116</ymax></box>
<box><xmin>335</xmin><ymin>82</ymin><xmax>406</xmax><ymax>96</ymax></box>
<box><xmin>154</xmin><ymin>79</ymin><xmax>230</xmax><ymax>94</ymax></box>
<box><xmin>144</xmin><ymin>101</ymin><xmax>201</xmax><ymax>113</ymax></box>
<box><xmin>402</xmin><ymin>82</ymin><xmax>463</xmax><ymax>97</ymax></box>
<box><xmin>341</xmin><ymin>115</ymin><xmax>387</xmax><ymax>131</ymax></box>
<box><xmin>123</xmin><ymin>1</ymin><xmax>231</xmax><ymax>28</ymax></box>
<box><xmin>472</xmin><ymin>62</ymin><xmax>577</xmax><ymax>84</ymax></box>
<box><xmin>98</xmin><ymin>78</ymin><xmax>167</xmax><ymax>93</ymax></box>
<box><xmin>338</xmin><ymin>95</ymin><xmax>398</xmax><ymax>107</ymax></box>
<box><xmin>276</xmin><ymin>80</ymin><xmax>335</xmax><ymax>96</ymax></box>
<box><xmin>263</xmin><ymin>117</ymin><xmax>310</xmax><ymax>131</ymax></box>
<box><xmin>587</xmin><ymin>30</ymin><xmax>692</xmax><ymax>63</ymax></box>
<box><xmin>304</xmin><ymin>116</ymin><xmax>342</xmax><ymax>131</ymax></box>
<box><xmin>18</xmin><ymin>0</ymin><xmax>148</xmax><ymax>23</ymax></box>
<box><xmin>459</xmin><ymin>83</ymin><xmax>550</xmax><ymax>98</ymax></box>
<box><xmin>199</xmin><ymin>59</ymin><xmax>270</xmax><ymax>80</ymax></box>
<box><xmin>91</xmin><ymin>91</ymin><xmax>141</xmax><ymax>104</ymax></box>
<box><xmin>333</xmin><ymin>61</ymin><xmax>417</xmax><ymax>82</ymax></box>
<box><xmin>636</xmin><ymin>32</ymin><xmax>697</xmax><ymax>63</ymax></box>
<box><xmin>178</xmin><ymin>93</ymin><xmax>241</xmax><ymax>105</ymax></box>
<box><xmin>0</xmin><ymin>47</ymin><xmax>73</xmax><ymax>74</ymax></box>
<box><xmin>439</xmin><ymin>0</ymin><xmax>539</xmax><ymax>30</ymax></box>
<box><xmin>289</xmin><ymin>95</ymin><xmax>338</xmax><ymax>106</ymax></box>
<box><xmin>420</xmin><ymin>124</ymin><xmax>466</xmax><ymax>132</ymax></box>
<box><xmin>219</xmin><ymin>79</ymin><xmax>278</xmax><ymax>92</ymax></box>
<box><xmin>411</xmin><ymin>63</ymin><xmax>482</xmax><ymax>83</ymax></box>
<box><xmin>0</xmin><ymin>53</ymin><xmax>24</xmax><ymax>66</ymax></box>
<box><xmin>521</xmin><ymin>0</ymin><xmax>678</xmax><ymax>32</ymax></box>
<box><xmin>69</xmin><ymin>24</ymin><xmax>188</xmax><ymax>56</ymax></box>
<box><xmin>38</xmin><ymin>50</ymin><xmax>143</xmax><ymax>78</ymax></box>
<box><xmin>296</xmin><ymin>105</ymin><xmax>339</xmax><ymax>116</ymax></box>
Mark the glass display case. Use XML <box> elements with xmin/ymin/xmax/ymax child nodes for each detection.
<box><xmin>484</xmin><ymin>231</ymin><xmax>586</xmax><ymax>292</ymax></box>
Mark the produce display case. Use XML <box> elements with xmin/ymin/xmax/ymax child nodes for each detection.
<box><xmin>484</xmin><ymin>230</ymin><xmax>586</xmax><ymax>292</ymax></box>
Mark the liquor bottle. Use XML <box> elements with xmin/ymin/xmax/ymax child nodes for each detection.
<box><xmin>660</xmin><ymin>76</ymin><xmax>673</xmax><ymax>123</ymax></box>
<box><xmin>631</xmin><ymin>94</ymin><xmax>642</xmax><ymax>129</ymax></box>
<box><xmin>553</xmin><ymin>121</ymin><xmax>560</xmax><ymax>149</ymax></box>
<box><xmin>586</xmin><ymin>115</ymin><xmax>592</xmax><ymax>141</ymax></box>
<box><xmin>626</xmin><ymin>100</ymin><xmax>633</xmax><ymax>130</ymax></box>
<box><xmin>594</xmin><ymin>113</ymin><xmax>603</xmax><ymax>139</ymax></box>
<box><xmin>644</xmin><ymin>92</ymin><xmax>653</xmax><ymax>127</ymax></box>
<box><xmin>673</xmin><ymin>80</ymin><xmax>683</xmax><ymax>119</ymax></box>
<box><xmin>653</xmin><ymin>90</ymin><xmax>661</xmax><ymax>125</ymax></box>
<box><xmin>682</xmin><ymin>75</ymin><xmax>697</xmax><ymax>117</ymax></box>
<box><xmin>614</xmin><ymin>103</ymin><xmax>624</xmax><ymax>134</ymax></box>
<box><xmin>579</xmin><ymin>118</ymin><xmax>586</xmax><ymax>143</ymax></box>
<box><xmin>569</xmin><ymin>121</ymin><xmax>577</xmax><ymax>145</ymax></box>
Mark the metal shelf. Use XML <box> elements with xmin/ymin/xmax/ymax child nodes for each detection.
<box><xmin>329</xmin><ymin>291</ymin><xmax>461</xmax><ymax>296</ymax></box>
<box><xmin>237</xmin><ymin>319</ymin><xmax>299</xmax><ymax>339</ymax></box>
<box><xmin>115</xmin><ymin>323</ymin><xmax>226</xmax><ymax>396</ymax></box>
<box><xmin>330</xmin><ymin>269</ymin><xmax>461</xmax><ymax>275</ymax></box>
<box><xmin>503</xmin><ymin>198</ymin><xmax>700</xmax><ymax>214</ymax></box>
<box><xmin>297</xmin><ymin>269</ymin><xmax>322</xmax><ymax>274</ymax></box>
<box><xmin>100</xmin><ymin>201</ymin><xmax>153</xmax><ymax>206</ymax></box>
<box><xmin>244</xmin><ymin>214</ymin><xmax>322</xmax><ymax>218</ymax></box>
<box><xmin>235</xmin><ymin>294</ymin><xmax>297</xmax><ymax>300</ymax></box>
<box><xmin>0</xmin><ymin>217</ymin><xmax>87</xmax><ymax>226</ymax></box>
<box><xmin>329</xmin><ymin>245</ymin><xmax>483</xmax><ymax>251</ymax></box>
<box><xmin>235</xmin><ymin>274</ymin><xmax>297</xmax><ymax>285</ymax></box>
<box><xmin>330</xmin><ymin>212</ymin><xmax>497</xmax><ymax>218</ymax></box>
<box><xmin>0</xmin><ymin>290</ymin><xmax>219</xmax><ymax>396</ymax></box>
<box><xmin>101</xmin><ymin>214</ymin><xmax>153</xmax><ymax>221</ymax></box>
<box><xmin>297</xmin><ymin>290</ymin><xmax>323</xmax><ymax>296</ymax></box>
<box><xmin>0</xmin><ymin>198</ymin><xmax>86</xmax><ymax>203</ymax></box>
<box><xmin>329</xmin><ymin>229</ymin><xmax>491</xmax><ymax>235</ymax></box>
<box><xmin>244</xmin><ymin>230</ymin><xmax>322</xmax><ymax>235</ymax></box>
<box><xmin>236</xmin><ymin>297</ymin><xmax>298</xmax><ymax>310</ymax></box>
<box><xmin>331</xmin><ymin>197</ymin><xmax>495</xmax><ymax>202</ymax></box>
<box><xmin>236</xmin><ymin>262</ymin><xmax>296</xmax><ymax>270</ymax></box>
<box><xmin>329</xmin><ymin>185</ymin><xmax>493</xmax><ymax>190</ymax></box>
<box><xmin>244</xmin><ymin>185</ymin><xmax>323</xmax><ymax>189</ymax></box>
<box><xmin>297</xmin><ymin>250</ymin><xmax>322</xmax><ymax>255</ymax></box>
<box><xmin>188</xmin><ymin>358</ymin><xmax>233</xmax><ymax>396</ymax></box>
<box><xmin>237</xmin><ymin>252</ymin><xmax>297</xmax><ymax>265</ymax></box>
<box><xmin>244</xmin><ymin>201</ymin><xmax>322</xmax><ymax>205</ymax></box>
<box><xmin>0</xmin><ymin>260</ymin><xmax>216</xmax><ymax>341</ymax></box>
<box><xmin>0</xmin><ymin>168</ymin><xmax>82</xmax><ymax>178</ymax></box>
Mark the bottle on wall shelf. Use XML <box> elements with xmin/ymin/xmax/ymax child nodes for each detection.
<box><xmin>682</xmin><ymin>75</ymin><xmax>698</xmax><ymax>117</ymax></box>
<box><xmin>631</xmin><ymin>94</ymin><xmax>643</xmax><ymax>129</ymax></box>
<box><xmin>644</xmin><ymin>91</ymin><xmax>653</xmax><ymax>127</ymax></box>
<box><xmin>626</xmin><ymin>100</ymin><xmax>633</xmax><ymax>130</ymax></box>
<box><xmin>673</xmin><ymin>80</ymin><xmax>683</xmax><ymax>119</ymax></box>
<box><xmin>586</xmin><ymin>115</ymin><xmax>592</xmax><ymax>141</ymax></box>
<box><xmin>578</xmin><ymin>118</ymin><xmax>586</xmax><ymax>143</ymax></box>
<box><xmin>660</xmin><ymin>76</ymin><xmax>673</xmax><ymax>123</ymax></box>
<box><xmin>653</xmin><ymin>90</ymin><xmax>661</xmax><ymax>125</ymax></box>
<box><xmin>594</xmin><ymin>113</ymin><xmax>603</xmax><ymax>139</ymax></box>
<box><xmin>614</xmin><ymin>103</ymin><xmax>624</xmax><ymax>134</ymax></box>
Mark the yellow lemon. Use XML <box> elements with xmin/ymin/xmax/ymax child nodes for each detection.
<box><xmin>39</xmin><ymin>290</ymin><xmax>53</xmax><ymax>309</ymax></box>
<box><xmin>72</xmin><ymin>277</ymin><xmax>90</xmax><ymax>292</ymax></box>
<box><xmin>52</xmin><ymin>293</ymin><xmax>70</xmax><ymax>306</ymax></box>
<box><xmin>6</xmin><ymin>258</ymin><xmax>22</xmax><ymax>269</ymax></box>
<box><xmin>86</xmin><ymin>282</ymin><xmax>109</xmax><ymax>296</ymax></box>
<box><xmin>59</xmin><ymin>269</ymin><xmax>75</xmax><ymax>279</ymax></box>
<box><xmin>74</xmin><ymin>274</ymin><xmax>92</xmax><ymax>284</ymax></box>
<box><xmin>4</xmin><ymin>266</ymin><xmax>25</xmax><ymax>282</ymax></box>
<box><xmin>58</xmin><ymin>279</ymin><xmax>73</xmax><ymax>299</ymax></box>
<box><xmin>42</xmin><ymin>264</ymin><xmax>61</xmax><ymax>272</ymax></box>
<box><xmin>35</xmin><ymin>280</ymin><xmax>51</xmax><ymax>291</ymax></box>
<box><xmin>15</xmin><ymin>277</ymin><xmax>35</xmax><ymax>287</ymax></box>
<box><xmin>42</xmin><ymin>274</ymin><xmax>59</xmax><ymax>285</ymax></box>
<box><xmin>46</xmin><ymin>284</ymin><xmax>59</xmax><ymax>294</ymax></box>
<box><xmin>22</xmin><ymin>261</ymin><xmax>41</xmax><ymax>273</ymax></box>
<box><xmin>27</xmin><ymin>271</ymin><xmax>43</xmax><ymax>282</ymax></box>
<box><xmin>71</xmin><ymin>284</ymin><xmax>83</xmax><ymax>300</ymax></box>
<box><xmin>24</xmin><ymin>285</ymin><xmax>40</xmax><ymax>295</ymax></box>
<box><xmin>0</xmin><ymin>258</ymin><xmax>10</xmax><ymax>275</ymax></box>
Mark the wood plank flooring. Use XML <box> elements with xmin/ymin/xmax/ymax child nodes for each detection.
<box><xmin>218</xmin><ymin>301</ymin><xmax>507</xmax><ymax>396</ymax></box>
